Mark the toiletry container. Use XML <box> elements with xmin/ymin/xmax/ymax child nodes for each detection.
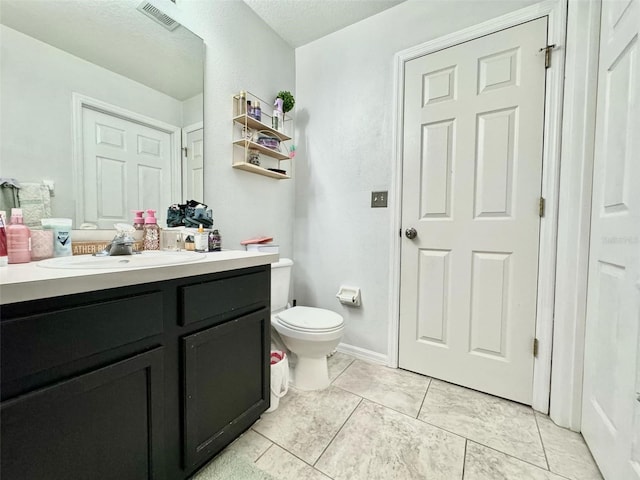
<box><xmin>194</xmin><ymin>224</ymin><xmax>208</xmax><ymax>252</ymax></box>
<box><xmin>143</xmin><ymin>209</ymin><xmax>160</xmax><ymax>250</ymax></box>
<box><xmin>0</xmin><ymin>211</ymin><xmax>8</xmax><ymax>266</ymax></box>
<box><xmin>41</xmin><ymin>218</ymin><xmax>72</xmax><ymax>257</ymax></box>
<box><xmin>132</xmin><ymin>210</ymin><xmax>145</xmax><ymax>231</ymax></box>
<box><xmin>208</xmin><ymin>229</ymin><xmax>221</xmax><ymax>251</ymax></box>
<box><xmin>254</xmin><ymin>101</ymin><xmax>262</xmax><ymax>122</ymax></box>
<box><xmin>272</xmin><ymin>98</ymin><xmax>284</xmax><ymax>131</ymax></box>
<box><xmin>7</xmin><ymin>208</ymin><xmax>31</xmax><ymax>264</ymax></box>
<box><xmin>31</xmin><ymin>230</ymin><xmax>54</xmax><ymax>260</ymax></box>
<box><xmin>239</xmin><ymin>91</ymin><xmax>247</xmax><ymax>115</ymax></box>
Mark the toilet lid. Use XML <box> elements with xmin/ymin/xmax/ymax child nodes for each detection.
<box><xmin>276</xmin><ymin>306</ymin><xmax>344</xmax><ymax>333</ymax></box>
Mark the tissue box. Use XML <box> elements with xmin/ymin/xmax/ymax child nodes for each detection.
<box><xmin>246</xmin><ymin>243</ymin><xmax>279</xmax><ymax>254</ymax></box>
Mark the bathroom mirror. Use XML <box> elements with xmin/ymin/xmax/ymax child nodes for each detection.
<box><xmin>0</xmin><ymin>0</ymin><xmax>204</xmax><ymax>228</ymax></box>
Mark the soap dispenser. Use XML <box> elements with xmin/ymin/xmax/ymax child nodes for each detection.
<box><xmin>132</xmin><ymin>210</ymin><xmax>145</xmax><ymax>231</ymax></box>
<box><xmin>143</xmin><ymin>209</ymin><xmax>160</xmax><ymax>250</ymax></box>
<box><xmin>7</xmin><ymin>208</ymin><xmax>31</xmax><ymax>263</ymax></box>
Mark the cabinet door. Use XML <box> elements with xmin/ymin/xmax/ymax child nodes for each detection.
<box><xmin>183</xmin><ymin>309</ymin><xmax>270</xmax><ymax>468</ymax></box>
<box><xmin>1</xmin><ymin>348</ymin><xmax>165</xmax><ymax>480</ymax></box>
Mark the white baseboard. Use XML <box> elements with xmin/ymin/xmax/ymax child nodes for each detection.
<box><xmin>336</xmin><ymin>343</ymin><xmax>388</xmax><ymax>366</ymax></box>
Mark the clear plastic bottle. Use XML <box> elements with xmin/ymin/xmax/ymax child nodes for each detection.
<box><xmin>7</xmin><ymin>208</ymin><xmax>31</xmax><ymax>264</ymax></box>
<box><xmin>143</xmin><ymin>209</ymin><xmax>160</xmax><ymax>250</ymax></box>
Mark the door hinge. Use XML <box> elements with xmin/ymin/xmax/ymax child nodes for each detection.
<box><xmin>539</xmin><ymin>44</ymin><xmax>557</xmax><ymax>69</ymax></box>
<box><xmin>533</xmin><ymin>338</ymin><xmax>539</xmax><ymax>357</ymax></box>
<box><xmin>539</xmin><ymin>197</ymin><xmax>546</xmax><ymax>217</ymax></box>
<box><xmin>182</xmin><ymin>147</ymin><xmax>188</xmax><ymax>157</ymax></box>
<box><xmin>399</xmin><ymin>228</ymin><xmax>402</xmax><ymax>238</ymax></box>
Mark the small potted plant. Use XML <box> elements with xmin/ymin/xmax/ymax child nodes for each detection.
<box><xmin>276</xmin><ymin>91</ymin><xmax>295</xmax><ymax>113</ymax></box>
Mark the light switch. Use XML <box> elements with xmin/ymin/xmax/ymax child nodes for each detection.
<box><xmin>371</xmin><ymin>191</ymin><xmax>388</xmax><ymax>208</ymax></box>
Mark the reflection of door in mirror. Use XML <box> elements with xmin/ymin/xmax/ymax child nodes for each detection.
<box><xmin>183</xmin><ymin>124</ymin><xmax>204</xmax><ymax>202</ymax></box>
<box><xmin>0</xmin><ymin>1</ymin><xmax>204</xmax><ymax>228</ymax></box>
<box><xmin>82</xmin><ymin>107</ymin><xmax>178</xmax><ymax>229</ymax></box>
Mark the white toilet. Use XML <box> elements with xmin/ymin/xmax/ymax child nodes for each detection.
<box><xmin>271</xmin><ymin>258</ymin><xmax>344</xmax><ymax>391</ymax></box>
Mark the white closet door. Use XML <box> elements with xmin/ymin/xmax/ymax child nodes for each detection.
<box><xmin>581</xmin><ymin>1</ymin><xmax>640</xmax><ymax>479</ymax></box>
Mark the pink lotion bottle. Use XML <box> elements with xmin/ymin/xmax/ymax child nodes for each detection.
<box><xmin>7</xmin><ymin>208</ymin><xmax>31</xmax><ymax>264</ymax></box>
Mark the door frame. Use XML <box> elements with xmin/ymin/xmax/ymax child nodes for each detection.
<box><xmin>181</xmin><ymin>121</ymin><xmax>204</xmax><ymax>202</ymax></box>
<box><xmin>71</xmin><ymin>93</ymin><xmax>182</xmax><ymax>227</ymax></box>
<box><xmin>388</xmin><ymin>0</ymin><xmax>568</xmax><ymax>413</ymax></box>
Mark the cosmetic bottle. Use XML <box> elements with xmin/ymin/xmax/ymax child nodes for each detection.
<box><xmin>239</xmin><ymin>91</ymin><xmax>247</xmax><ymax>115</ymax></box>
<box><xmin>208</xmin><ymin>229</ymin><xmax>221</xmax><ymax>251</ymax></box>
<box><xmin>194</xmin><ymin>224</ymin><xmax>208</xmax><ymax>252</ymax></box>
<box><xmin>132</xmin><ymin>210</ymin><xmax>145</xmax><ymax>231</ymax></box>
<box><xmin>0</xmin><ymin>211</ymin><xmax>8</xmax><ymax>266</ymax></box>
<box><xmin>254</xmin><ymin>101</ymin><xmax>262</xmax><ymax>122</ymax></box>
<box><xmin>272</xmin><ymin>98</ymin><xmax>284</xmax><ymax>131</ymax></box>
<box><xmin>143</xmin><ymin>209</ymin><xmax>160</xmax><ymax>250</ymax></box>
<box><xmin>7</xmin><ymin>208</ymin><xmax>31</xmax><ymax>264</ymax></box>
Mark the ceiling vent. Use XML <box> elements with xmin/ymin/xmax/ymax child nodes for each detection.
<box><xmin>137</xmin><ymin>2</ymin><xmax>180</xmax><ymax>31</ymax></box>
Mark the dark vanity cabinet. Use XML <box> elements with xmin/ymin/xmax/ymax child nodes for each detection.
<box><xmin>0</xmin><ymin>265</ymin><xmax>271</xmax><ymax>479</ymax></box>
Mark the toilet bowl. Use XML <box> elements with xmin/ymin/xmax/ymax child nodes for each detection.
<box><xmin>271</xmin><ymin>259</ymin><xmax>344</xmax><ymax>391</ymax></box>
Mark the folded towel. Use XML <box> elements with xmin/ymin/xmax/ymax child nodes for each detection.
<box><xmin>0</xmin><ymin>178</ymin><xmax>20</xmax><ymax>213</ymax></box>
<box><xmin>18</xmin><ymin>183</ymin><xmax>52</xmax><ymax>228</ymax></box>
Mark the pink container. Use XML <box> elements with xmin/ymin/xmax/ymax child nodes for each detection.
<box><xmin>7</xmin><ymin>208</ymin><xmax>31</xmax><ymax>264</ymax></box>
<box><xmin>31</xmin><ymin>230</ymin><xmax>54</xmax><ymax>261</ymax></box>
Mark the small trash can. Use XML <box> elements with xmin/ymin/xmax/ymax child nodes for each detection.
<box><xmin>265</xmin><ymin>350</ymin><xmax>289</xmax><ymax>413</ymax></box>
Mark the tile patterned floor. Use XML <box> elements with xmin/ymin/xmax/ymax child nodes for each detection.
<box><xmin>198</xmin><ymin>353</ymin><xmax>603</xmax><ymax>480</ymax></box>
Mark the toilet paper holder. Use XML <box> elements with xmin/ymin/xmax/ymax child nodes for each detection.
<box><xmin>336</xmin><ymin>286</ymin><xmax>361</xmax><ymax>307</ymax></box>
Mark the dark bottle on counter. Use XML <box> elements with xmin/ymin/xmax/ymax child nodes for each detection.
<box><xmin>254</xmin><ymin>101</ymin><xmax>262</xmax><ymax>122</ymax></box>
<box><xmin>208</xmin><ymin>230</ymin><xmax>221</xmax><ymax>251</ymax></box>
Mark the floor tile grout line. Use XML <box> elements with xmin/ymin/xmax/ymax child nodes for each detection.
<box><xmin>330</xmin><ymin>382</ymin><xmax>552</xmax><ymax>473</ymax></box>
<box><xmin>253</xmin><ymin>443</ymin><xmax>274</xmax><ymax>464</ymax></box>
<box><xmin>312</xmin><ymin>397</ymin><xmax>364</xmax><ymax>469</ymax></box>
<box><xmin>252</xmin><ymin>431</ymin><xmax>328</xmax><ymax>473</ymax></box>
<box><xmin>329</xmin><ymin>357</ymin><xmax>355</xmax><ymax>385</ymax></box>
<box><xmin>533</xmin><ymin>411</ymin><xmax>551</xmax><ymax>471</ymax></box>
<box><xmin>332</xmin><ymin>385</ymin><xmax>466</xmax><ymax>440</ymax></box>
<box><xmin>466</xmin><ymin>440</ymin><xmax>574</xmax><ymax>479</ymax></box>
<box><xmin>461</xmin><ymin>439</ymin><xmax>468</xmax><ymax>479</ymax></box>
<box><xmin>416</xmin><ymin>377</ymin><xmax>432</xmax><ymax>419</ymax></box>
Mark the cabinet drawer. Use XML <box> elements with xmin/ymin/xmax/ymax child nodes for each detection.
<box><xmin>180</xmin><ymin>270</ymin><xmax>269</xmax><ymax>326</ymax></box>
<box><xmin>1</xmin><ymin>291</ymin><xmax>164</xmax><ymax>384</ymax></box>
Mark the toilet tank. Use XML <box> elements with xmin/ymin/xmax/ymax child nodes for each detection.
<box><xmin>271</xmin><ymin>258</ymin><xmax>293</xmax><ymax>312</ymax></box>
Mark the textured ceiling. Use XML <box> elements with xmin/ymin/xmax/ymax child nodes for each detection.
<box><xmin>243</xmin><ymin>0</ymin><xmax>407</xmax><ymax>48</ymax></box>
<box><xmin>0</xmin><ymin>0</ymin><xmax>203</xmax><ymax>101</ymax></box>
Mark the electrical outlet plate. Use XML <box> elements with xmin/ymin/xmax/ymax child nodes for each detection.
<box><xmin>371</xmin><ymin>191</ymin><xmax>388</xmax><ymax>208</ymax></box>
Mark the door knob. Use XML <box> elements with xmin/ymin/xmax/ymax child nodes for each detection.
<box><xmin>405</xmin><ymin>227</ymin><xmax>417</xmax><ymax>240</ymax></box>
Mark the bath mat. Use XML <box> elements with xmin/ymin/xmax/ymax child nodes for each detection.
<box><xmin>191</xmin><ymin>450</ymin><xmax>275</xmax><ymax>480</ymax></box>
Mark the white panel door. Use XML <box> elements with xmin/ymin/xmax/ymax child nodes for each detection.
<box><xmin>184</xmin><ymin>127</ymin><xmax>203</xmax><ymax>202</ymax></box>
<box><xmin>399</xmin><ymin>18</ymin><xmax>547</xmax><ymax>404</ymax></box>
<box><xmin>82</xmin><ymin>108</ymin><xmax>174</xmax><ymax>228</ymax></box>
<box><xmin>582</xmin><ymin>0</ymin><xmax>640</xmax><ymax>478</ymax></box>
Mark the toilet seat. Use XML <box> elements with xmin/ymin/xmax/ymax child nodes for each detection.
<box><xmin>275</xmin><ymin>306</ymin><xmax>343</xmax><ymax>333</ymax></box>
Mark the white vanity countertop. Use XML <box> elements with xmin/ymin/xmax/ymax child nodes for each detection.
<box><xmin>0</xmin><ymin>250</ymin><xmax>279</xmax><ymax>305</ymax></box>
